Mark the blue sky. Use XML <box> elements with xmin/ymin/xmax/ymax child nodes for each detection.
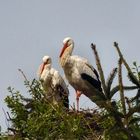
<box><xmin>0</xmin><ymin>0</ymin><xmax>140</xmax><ymax>131</ymax></box>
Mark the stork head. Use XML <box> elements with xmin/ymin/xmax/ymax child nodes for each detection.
<box><xmin>59</xmin><ymin>37</ymin><xmax>74</xmax><ymax>67</ymax></box>
<box><xmin>63</xmin><ymin>37</ymin><xmax>74</xmax><ymax>45</ymax></box>
<box><xmin>42</xmin><ymin>55</ymin><xmax>52</xmax><ymax>64</ymax></box>
<box><xmin>59</xmin><ymin>37</ymin><xmax>74</xmax><ymax>58</ymax></box>
<box><xmin>38</xmin><ymin>55</ymin><xmax>52</xmax><ymax>77</ymax></box>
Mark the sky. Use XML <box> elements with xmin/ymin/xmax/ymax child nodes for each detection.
<box><xmin>0</xmin><ymin>0</ymin><xmax>140</xmax><ymax>131</ymax></box>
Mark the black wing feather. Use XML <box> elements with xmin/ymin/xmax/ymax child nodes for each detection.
<box><xmin>81</xmin><ymin>73</ymin><xmax>102</xmax><ymax>92</ymax></box>
<box><xmin>56</xmin><ymin>85</ymin><xmax>69</xmax><ymax>109</ymax></box>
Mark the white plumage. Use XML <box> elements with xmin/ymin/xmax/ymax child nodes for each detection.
<box><xmin>59</xmin><ymin>37</ymin><xmax>102</xmax><ymax>110</ymax></box>
<box><xmin>38</xmin><ymin>55</ymin><xmax>69</xmax><ymax>108</ymax></box>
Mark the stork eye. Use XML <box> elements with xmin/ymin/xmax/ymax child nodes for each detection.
<box><xmin>47</xmin><ymin>58</ymin><xmax>51</xmax><ymax>64</ymax></box>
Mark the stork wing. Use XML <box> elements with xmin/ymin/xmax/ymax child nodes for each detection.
<box><xmin>81</xmin><ymin>73</ymin><xmax>102</xmax><ymax>92</ymax></box>
<box><xmin>72</xmin><ymin>55</ymin><xmax>99</xmax><ymax>81</ymax></box>
<box><xmin>85</xmin><ymin>63</ymin><xmax>100</xmax><ymax>80</ymax></box>
<box><xmin>52</xmin><ymin>70</ymin><xmax>69</xmax><ymax>108</ymax></box>
<box><xmin>81</xmin><ymin>61</ymin><xmax>102</xmax><ymax>92</ymax></box>
<box><xmin>55</xmin><ymin>84</ymin><xmax>69</xmax><ymax>109</ymax></box>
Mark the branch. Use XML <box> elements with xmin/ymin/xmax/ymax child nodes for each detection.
<box><xmin>18</xmin><ymin>68</ymin><xmax>28</xmax><ymax>82</ymax></box>
<box><xmin>114</xmin><ymin>42</ymin><xmax>140</xmax><ymax>87</ymax></box>
<box><xmin>118</xmin><ymin>58</ymin><xmax>126</xmax><ymax>115</ymax></box>
<box><xmin>126</xmin><ymin>105</ymin><xmax>140</xmax><ymax>118</ymax></box>
<box><xmin>91</xmin><ymin>43</ymin><xmax>107</xmax><ymax>96</ymax></box>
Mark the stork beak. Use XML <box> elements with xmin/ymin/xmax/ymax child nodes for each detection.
<box><xmin>39</xmin><ymin>60</ymin><xmax>48</xmax><ymax>75</ymax></box>
<box><xmin>38</xmin><ymin>63</ymin><xmax>45</xmax><ymax>76</ymax></box>
<box><xmin>59</xmin><ymin>42</ymin><xmax>68</xmax><ymax>58</ymax></box>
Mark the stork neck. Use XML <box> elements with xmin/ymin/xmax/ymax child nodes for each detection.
<box><xmin>60</xmin><ymin>44</ymin><xmax>73</xmax><ymax>67</ymax></box>
<box><xmin>45</xmin><ymin>64</ymin><xmax>51</xmax><ymax>70</ymax></box>
<box><xmin>60</xmin><ymin>53</ymin><xmax>70</xmax><ymax>67</ymax></box>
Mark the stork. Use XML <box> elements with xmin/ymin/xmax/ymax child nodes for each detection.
<box><xmin>59</xmin><ymin>37</ymin><xmax>102</xmax><ymax>110</ymax></box>
<box><xmin>38</xmin><ymin>55</ymin><xmax>69</xmax><ymax>109</ymax></box>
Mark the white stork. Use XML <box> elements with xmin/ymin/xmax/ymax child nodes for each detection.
<box><xmin>38</xmin><ymin>55</ymin><xmax>69</xmax><ymax>108</ymax></box>
<box><xmin>59</xmin><ymin>37</ymin><xmax>102</xmax><ymax>110</ymax></box>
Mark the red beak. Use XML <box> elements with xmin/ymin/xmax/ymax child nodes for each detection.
<box><xmin>59</xmin><ymin>42</ymin><xmax>68</xmax><ymax>58</ymax></box>
<box><xmin>39</xmin><ymin>59</ymin><xmax>48</xmax><ymax>75</ymax></box>
<box><xmin>39</xmin><ymin>63</ymin><xmax>45</xmax><ymax>75</ymax></box>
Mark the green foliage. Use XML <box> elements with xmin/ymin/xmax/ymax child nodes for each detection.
<box><xmin>4</xmin><ymin>79</ymin><xmax>103</xmax><ymax>140</ymax></box>
<box><xmin>1</xmin><ymin>42</ymin><xmax>140</xmax><ymax>139</ymax></box>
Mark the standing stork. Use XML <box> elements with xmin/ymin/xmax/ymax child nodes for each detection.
<box><xmin>38</xmin><ymin>55</ymin><xmax>69</xmax><ymax>109</ymax></box>
<box><xmin>59</xmin><ymin>37</ymin><xmax>102</xmax><ymax>110</ymax></box>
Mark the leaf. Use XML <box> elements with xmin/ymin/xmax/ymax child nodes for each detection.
<box><xmin>106</xmin><ymin>68</ymin><xmax>117</xmax><ymax>99</ymax></box>
<box><xmin>110</xmin><ymin>85</ymin><xmax>138</xmax><ymax>99</ymax></box>
<box><xmin>138</xmin><ymin>72</ymin><xmax>140</xmax><ymax>79</ymax></box>
<box><xmin>129</xmin><ymin>117</ymin><xmax>140</xmax><ymax>125</ymax></box>
<box><xmin>130</xmin><ymin>125</ymin><xmax>140</xmax><ymax>140</ymax></box>
<box><xmin>133</xmin><ymin>61</ymin><xmax>137</xmax><ymax>67</ymax></box>
<box><xmin>128</xmin><ymin>72</ymin><xmax>140</xmax><ymax>87</ymax></box>
<box><xmin>126</xmin><ymin>104</ymin><xmax>140</xmax><ymax>118</ymax></box>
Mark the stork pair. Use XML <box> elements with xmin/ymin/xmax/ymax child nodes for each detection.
<box><xmin>38</xmin><ymin>37</ymin><xmax>102</xmax><ymax>111</ymax></box>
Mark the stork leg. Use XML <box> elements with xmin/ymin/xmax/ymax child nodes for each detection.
<box><xmin>76</xmin><ymin>90</ymin><xmax>82</xmax><ymax>111</ymax></box>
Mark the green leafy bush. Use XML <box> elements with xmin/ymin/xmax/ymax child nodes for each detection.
<box><xmin>1</xmin><ymin>42</ymin><xmax>140</xmax><ymax>140</ymax></box>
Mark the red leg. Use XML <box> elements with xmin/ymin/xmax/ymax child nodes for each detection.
<box><xmin>76</xmin><ymin>90</ymin><xmax>82</xmax><ymax>111</ymax></box>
